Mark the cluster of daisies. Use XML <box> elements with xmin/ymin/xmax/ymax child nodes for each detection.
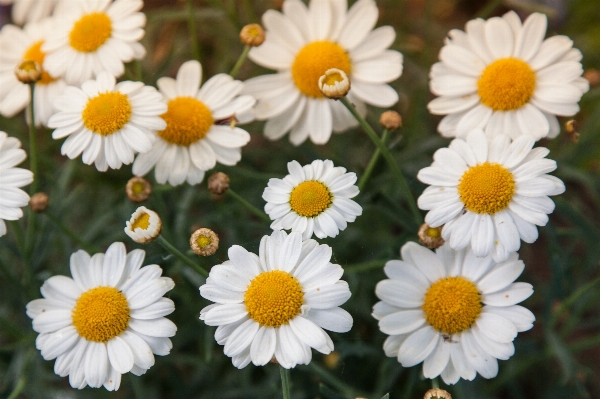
<box><xmin>0</xmin><ymin>0</ymin><xmax>589</xmax><ymax>393</ymax></box>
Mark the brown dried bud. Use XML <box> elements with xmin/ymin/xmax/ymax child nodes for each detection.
<box><xmin>565</xmin><ymin>120</ymin><xmax>579</xmax><ymax>143</ymax></box>
<box><xmin>583</xmin><ymin>68</ymin><xmax>600</xmax><ymax>88</ymax></box>
<box><xmin>29</xmin><ymin>192</ymin><xmax>49</xmax><ymax>213</ymax></box>
<box><xmin>318</xmin><ymin>68</ymin><xmax>350</xmax><ymax>99</ymax></box>
<box><xmin>190</xmin><ymin>228</ymin><xmax>219</xmax><ymax>256</ymax></box>
<box><xmin>15</xmin><ymin>60</ymin><xmax>42</xmax><ymax>84</ymax></box>
<box><xmin>208</xmin><ymin>172</ymin><xmax>230</xmax><ymax>195</ymax></box>
<box><xmin>380</xmin><ymin>111</ymin><xmax>402</xmax><ymax>130</ymax></box>
<box><xmin>323</xmin><ymin>352</ymin><xmax>340</xmax><ymax>369</ymax></box>
<box><xmin>240</xmin><ymin>24</ymin><xmax>265</xmax><ymax>47</ymax></box>
<box><xmin>126</xmin><ymin>176</ymin><xmax>152</xmax><ymax>203</ymax></box>
<box><xmin>424</xmin><ymin>388</ymin><xmax>452</xmax><ymax>399</ymax></box>
<box><xmin>418</xmin><ymin>223</ymin><xmax>445</xmax><ymax>249</ymax></box>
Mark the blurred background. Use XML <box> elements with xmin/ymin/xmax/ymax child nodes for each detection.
<box><xmin>0</xmin><ymin>0</ymin><xmax>599</xmax><ymax>398</ymax></box>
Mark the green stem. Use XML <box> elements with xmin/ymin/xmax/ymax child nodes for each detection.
<box><xmin>44</xmin><ymin>212</ymin><xmax>100</xmax><ymax>254</ymax></box>
<box><xmin>340</xmin><ymin>97</ymin><xmax>421</xmax><ymax>224</ymax></box>
<box><xmin>344</xmin><ymin>259</ymin><xmax>386</xmax><ymax>273</ymax></box>
<box><xmin>280</xmin><ymin>365</ymin><xmax>291</xmax><ymax>399</ymax></box>
<box><xmin>305</xmin><ymin>362</ymin><xmax>365</xmax><ymax>397</ymax></box>
<box><xmin>7</xmin><ymin>377</ymin><xmax>25</xmax><ymax>399</ymax></box>
<box><xmin>156</xmin><ymin>235</ymin><xmax>209</xmax><ymax>277</ymax></box>
<box><xmin>550</xmin><ymin>275</ymin><xmax>600</xmax><ymax>327</ymax></box>
<box><xmin>227</xmin><ymin>188</ymin><xmax>271</xmax><ymax>223</ymax></box>
<box><xmin>431</xmin><ymin>377</ymin><xmax>439</xmax><ymax>389</ymax></box>
<box><xmin>186</xmin><ymin>0</ymin><xmax>201</xmax><ymax>62</ymax></box>
<box><xmin>229</xmin><ymin>45</ymin><xmax>251</xmax><ymax>78</ymax></box>
<box><xmin>27</xmin><ymin>84</ymin><xmax>38</xmax><ymax>194</ymax></box>
<box><xmin>358</xmin><ymin>128</ymin><xmax>391</xmax><ymax>191</ymax></box>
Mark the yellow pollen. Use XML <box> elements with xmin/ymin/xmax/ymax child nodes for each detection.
<box><xmin>196</xmin><ymin>235</ymin><xmax>212</xmax><ymax>248</ymax></box>
<box><xmin>159</xmin><ymin>97</ymin><xmax>214</xmax><ymax>146</ymax></box>
<box><xmin>323</xmin><ymin>71</ymin><xmax>344</xmax><ymax>86</ymax></box>
<box><xmin>291</xmin><ymin>41</ymin><xmax>351</xmax><ymax>98</ymax></box>
<box><xmin>131</xmin><ymin>212</ymin><xmax>150</xmax><ymax>230</ymax></box>
<box><xmin>22</xmin><ymin>41</ymin><xmax>55</xmax><ymax>85</ymax></box>
<box><xmin>82</xmin><ymin>92</ymin><xmax>132</xmax><ymax>136</ymax></box>
<box><xmin>458</xmin><ymin>162</ymin><xmax>515</xmax><ymax>214</ymax></box>
<box><xmin>72</xmin><ymin>286</ymin><xmax>130</xmax><ymax>342</ymax></box>
<box><xmin>422</xmin><ymin>276</ymin><xmax>482</xmax><ymax>334</ymax></box>
<box><xmin>426</xmin><ymin>228</ymin><xmax>440</xmax><ymax>238</ymax></box>
<box><xmin>244</xmin><ymin>270</ymin><xmax>304</xmax><ymax>328</ymax></box>
<box><xmin>477</xmin><ymin>58</ymin><xmax>536</xmax><ymax>111</ymax></box>
<box><xmin>131</xmin><ymin>182</ymin><xmax>146</xmax><ymax>195</ymax></box>
<box><xmin>69</xmin><ymin>12</ymin><xmax>112</xmax><ymax>53</ymax></box>
<box><xmin>289</xmin><ymin>180</ymin><xmax>333</xmax><ymax>218</ymax></box>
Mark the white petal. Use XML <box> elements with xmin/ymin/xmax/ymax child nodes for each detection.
<box><xmin>398</xmin><ymin>326</ymin><xmax>439</xmax><ymax>367</ymax></box>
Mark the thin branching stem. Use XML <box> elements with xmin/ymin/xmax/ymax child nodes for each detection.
<box><xmin>227</xmin><ymin>188</ymin><xmax>271</xmax><ymax>223</ymax></box>
<box><xmin>358</xmin><ymin>128</ymin><xmax>391</xmax><ymax>191</ymax></box>
<box><xmin>186</xmin><ymin>0</ymin><xmax>201</xmax><ymax>62</ymax></box>
<box><xmin>280</xmin><ymin>365</ymin><xmax>291</xmax><ymax>399</ymax></box>
<box><xmin>44</xmin><ymin>212</ymin><xmax>100</xmax><ymax>254</ymax></box>
<box><xmin>229</xmin><ymin>45</ymin><xmax>251</xmax><ymax>78</ymax></box>
<box><xmin>156</xmin><ymin>235</ymin><xmax>209</xmax><ymax>277</ymax></box>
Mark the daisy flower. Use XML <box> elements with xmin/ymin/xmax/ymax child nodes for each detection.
<box><xmin>48</xmin><ymin>71</ymin><xmax>167</xmax><ymax>171</ymax></box>
<box><xmin>429</xmin><ymin>11</ymin><xmax>589</xmax><ymax>140</ymax></box>
<box><xmin>373</xmin><ymin>242</ymin><xmax>535</xmax><ymax>384</ymax></box>
<box><xmin>200</xmin><ymin>230</ymin><xmax>352</xmax><ymax>369</ymax></box>
<box><xmin>263</xmin><ymin>159</ymin><xmax>362</xmax><ymax>240</ymax></box>
<box><xmin>26</xmin><ymin>242</ymin><xmax>177</xmax><ymax>390</ymax></box>
<box><xmin>0</xmin><ymin>0</ymin><xmax>59</xmax><ymax>25</ymax></box>
<box><xmin>417</xmin><ymin>129</ymin><xmax>565</xmax><ymax>262</ymax></box>
<box><xmin>0</xmin><ymin>18</ymin><xmax>67</xmax><ymax>126</ymax></box>
<box><xmin>243</xmin><ymin>0</ymin><xmax>402</xmax><ymax>145</ymax></box>
<box><xmin>0</xmin><ymin>131</ymin><xmax>33</xmax><ymax>237</ymax></box>
<box><xmin>132</xmin><ymin>60</ymin><xmax>255</xmax><ymax>186</ymax></box>
<box><xmin>42</xmin><ymin>0</ymin><xmax>146</xmax><ymax>85</ymax></box>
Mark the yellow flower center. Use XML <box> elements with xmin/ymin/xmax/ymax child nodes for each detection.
<box><xmin>477</xmin><ymin>58</ymin><xmax>536</xmax><ymax>111</ymax></box>
<box><xmin>422</xmin><ymin>276</ymin><xmax>482</xmax><ymax>334</ymax></box>
<box><xmin>244</xmin><ymin>270</ymin><xmax>304</xmax><ymax>328</ymax></box>
<box><xmin>158</xmin><ymin>97</ymin><xmax>214</xmax><ymax>146</ymax></box>
<box><xmin>131</xmin><ymin>181</ymin><xmax>146</xmax><ymax>195</ymax></box>
<box><xmin>323</xmin><ymin>70</ymin><xmax>345</xmax><ymax>86</ymax></box>
<box><xmin>22</xmin><ymin>41</ymin><xmax>55</xmax><ymax>85</ymax></box>
<box><xmin>291</xmin><ymin>41</ymin><xmax>352</xmax><ymax>98</ymax></box>
<box><xmin>196</xmin><ymin>235</ymin><xmax>212</xmax><ymax>248</ymax></box>
<box><xmin>458</xmin><ymin>162</ymin><xmax>515</xmax><ymax>214</ymax></box>
<box><xmin>426</xmin><ymin>227</ymin><xmax>441</xmax><ymax>238</ymax></box>
<box><xmin>72</xmin><ymin>286</ymin><xmax>130</xmax><ymax>342</ymax></box>
<box><xmin>69</xmin><ymin>12</ymin><xmax>112</xmax><ymax>53</ymax></box>
<box><xmin>131</xmin><ymin>212</ymin><xmax>150</xmax><ymax>230</ymax></box>
<box><xmin>82</xmin><ymin>92</ymin><xmax>132</xmax><ymax>135</ymax></box>
<box><xmin>289</xmin><ymin>180</ymin><xmax>333</xmax><ymax>218</ymax></box>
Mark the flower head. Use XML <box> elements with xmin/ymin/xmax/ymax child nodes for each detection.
<box><xmin>318</xmin><ymin>68</ymin><xmax>350</xmax><ymax>99</ymax></box>
<box><xmin>126</xmin><ymin>176</ymin><xmax>152</xmax><ymax>203</ymax></box>
<box><xmin>125</xmin><ymin>206</ymin><xmax>162</xmax><ymax>244</ymax></box>
<box><xmin>200</xmin><ymin>230</ymin><xmax>353</xmax><ymax>369</ymax></box>
<box><xmin>240</xmin><ymin>23</ymin><xmax>265</xmax><ymax>47</ymax></box>
<box><xmin>26</xmin><ymin>242</ymin><xmax>176</xmax><ymax>390</ymax></box>
<box><xmin>190</xmin><ymin>228</ymin><xmax>219</xmax><ymax>256</ymax></box>
<box><xmin>373</xmin><ymin>242</ymin><xmax>535</xmax><ymax>385</ymax></box>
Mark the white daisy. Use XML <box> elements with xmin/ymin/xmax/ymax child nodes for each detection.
<box><xmin>26</xmin><ymin>242</ymin><xmax>177</xmax><ymax>390</ymax></box>
<box><xmin>0</xmin><ymin>18</ymin><xmax>67</xmax><ymax>126</ymax></box>
<box><xmin>263</xmin><ymin>159</ymin><xmax>362</xmax><ymax>240</ymax></box>
<box><xmin>48</xmin><ymin>71</ymin><xmax>167</xmax><ymax>171</ymax></box>
<box><xmin>417</xmin><ymin>129</ymin><xmax>565</xmax><ymax>262</ymax></box>
<box><xmin>124</xmin><ymin>206</ymin><xmax>162</xmax><ymax>244</ymax></box>
<box><xmin>42</xmin><ymin>0</ymin><xmax>146</xmax><ymax>85</ymax></box>
<box><xmin>0</xmin><ymin>131</ymin><xmax>33</xmax><ymax>237</ymax></box>
<box><xmin>200</xmin><ymin>230</ymin><xmax>353</xmax><ymax>369</ymax></box>
<box><xmin>0</xmin><ymin>0</ymin><xmax>59</xmax><ymax>25</ymax></box>
<box><xmin>132</xmin><ymin>60</ymin><xmax>255</xmax><ymax>186</ymax></box>
<box><xmin>428</xmin><ymin>11</ymin><xmax>589</xmax><ymax>141</ymax></box>
<box><xmin>373</xmin><ymin>242</ymin><xmax>535</xmax><ymax>385</ymax></box>
<box><xmin>243</xmin><ymin>0</ymin><xmax>402</xmax><ymax>145</ymax></box>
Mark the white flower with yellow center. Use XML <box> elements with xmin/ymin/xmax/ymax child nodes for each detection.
<box><xmin>417</xmin><ymin>129</ymin><xmax>565</xmax><ymax>262</ymax></box>
<box><xmin>263</xmin><ymin>159</ymin><xmax>362</xmax><ymax>240</ymax></box>
<box><xmin>429</xmin><ymin>11</ymin><xmax>589</xmax><ymax>140</ymax></box>
<box><xmin>0</xmin><ymin>131</ymin><xmax>33</xmax><ymax>237</ymax></box>
<box><xmin>48</xmin><ymin>71</ymin><xmax>167</xmax><ymax>171</ymax></box>
<box><xmin>243</xmin><ymin>0</ymin><xmax>402</xmax><ymax>145</ymax></box>
<box><xmin>41</xmin><ymin>0</ymin><xmax>146</xmax><ymax>85</ymax></box>
<box><xmin>26</xmin><ymin>242</ymin><xmax>177</xmax><ymax>390</ymax></box>
<box><xmin>200</xmin><ymin>230</ymin><xmax>352</xmax><ymax>369</ymax></box>
<box><xmin>373</xmin><ymin>242</ymin><xmax>535</xmax><ymax>384</ymax></box>
<box><xmin>0</xmin><ymin>0</ymin><xmax>59</xmax><ymax>25</ymax></box>
<box><xmin>0</xmin><ymin>18</ymin><xmax>67</xmax><ymax>126</ymax></box>
<box><xmin>132</xmin><ymin>60</ymin><xmax>255</xmax><ymax>186</ymax></box>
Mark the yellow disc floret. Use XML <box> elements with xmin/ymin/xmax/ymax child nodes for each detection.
<box><xmin>422</xmin><ymin>276</ymin><xmax>482</xmax><ymax>334</ymax></box>
<box><xmin>22</xmin><ymin>41</ymin><xmax>55</xmax><ymax>85</ymax></box>
<box><xmin>69</xmin><ymin>12</ymin><xmax>112</xmax><ymax>53</ymax></box>
<box><xmin>131</xmin><ymin>212</ymin><xmax>150</xmax><ymax>230</ymax></box>
<box><xmin>291</xmin><ymin>41</ymin><xmax>352</xmax><ymax>98</ymax></box>
<box><xmin>244</xmin><ymin>270</ymin><xmax>304</xmax><ymax>328</ymax></box>
<box><xmin>72</xmin><ymin>286</ymin><xmax>130</xmax><ymax>342</ymax></box>
<box><xmin>158</xmin><ymin>97</ymin><xmax>214</xmax><ymax>146</ymax></box>
<box><xmin>82</xmin><ymin>92</ymin><xmax>132</xmax><ymax>135</ymax></box>
<box><xmin>458</xmin><ymin>162</ymin><xmax>515</xmax><ymax>214</ymax></box>
<box><xmin>477</xmin><ymin>58</ymin><xmax>536</xmax><ymax>111</ymax></box>
<box><xmin>289</xmin><ymin>180</ymin><xmax>333</xmax><ymax>217</ymax></box>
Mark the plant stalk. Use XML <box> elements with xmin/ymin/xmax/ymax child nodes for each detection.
<box><xmin>156</xmin><ymin>235</ymin><xmax>209</xmax><ymax>277</ymax></box>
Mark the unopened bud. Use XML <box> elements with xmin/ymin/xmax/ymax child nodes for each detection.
<box><xmin>583</xmin><ymin>68</ymin><xmax>600</xmax><ymax>88</ymax></box>
<box><xmin>125</xmin><ymin>206</ymin><xmax>162</xmax><ymax>244</ymax></box>
<box><xmin>418</xmin><ymin>223</ymin><xmax>445</xmax><ymax>249</ymax></box>
<box><xmin>126</xmin><ymin>176</ymin><xmax>152</xmax><ymax>203</ymax></box>
<box><xmin>29</xmin><ymin>192</ymin><xmax>49</xmax><ymax>213</ymax></box>
<box><xmin>380</xmin><ymin>111</ymin><xmax>402</xmax><ymax>130</ymax></box>
<box><xmin>190</xmin><ymin>228</ymin><xmax>219</xmax><ymax>256</ymax></box>
<box><xmin>208</xmin><ymin>172</ymin><xmax>230</xmax><ymax>195</ymax></box>
<box><xmin>240</xmin><ymin>24</ymin><xmax>265</xmax><ymax>47</ymax></box>
<box><xmin>15</xmin><ymin>60</ymin><xmax>42</xmax><ymax>84</ymax></box>
<box><xmin>424</xmin><ymin>388</ymin><xmax>452</xmax><ymax>399</ymax></box>
<box><xmin>565</xmin><ymin>120</ymin><xmax>579</xmax><ymax>143</ymax></box>
<box><xmin>318</xmin><ymin>68</ymin><xmax>350</xmax><ymax>99</ymax></box>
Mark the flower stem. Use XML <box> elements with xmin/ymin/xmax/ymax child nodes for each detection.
<box><xmin>156</xmin><ymin>235</ymin><xmax>209</xmax><ymax>277</ymax></box>
<box><xmin>43</xmin><ymin>212</ymin><xmax>100</xmax><ymax>254</ymax></box>
<box><xmin>186</xmin><ymin>0</ymin><xmax>201</xmax><ymax>62</ymax></box>
<box><xmin>431</xmin><ymin>377</ymin><xmax>439</xmax><ymax>389</ymax></box>
<box><xmin>279</xmin><ymin>365</ymin><xmax>292</xmax><ymax>399</ymax></box>
<box><xmin>229</xmin><ymin>45</ymin><xmax>251</xmax><ymax>78</ymax></box>
<box><xmin>340</xmin><ymin>97</ymin><xmax>421</xmax><ymax>224</ymax></box>
<box><xmin>27</xmin><ymin>84</ymin><xmax>38</xmax><ymax>194</ymax></box>
<box><xmin>358</xmin><ymin>128</ymin><xmax>391</xmax><ymax>191</ymax></box>
<box><xmin>227</xmin><ymin>188</ymin><xmax>271</xmax><ymax>223</ymax></box>
<box><xmin>7</xmin><ymin>377</ymin><xmax>25</xmax><ymax>399</ymax></box>
<box><xmin>550</xmin><ymin>275</ymin><xmax>600</xmax><ymax>327</ymax></box>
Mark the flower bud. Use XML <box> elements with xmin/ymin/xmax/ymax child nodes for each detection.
<box><xmin>190</xmin><ymin>228</ymin><xmax>219</xmax><ymax>256</ymax></box>
<box><xmin>423</xmin><ymin>388</ymin><xmax>452</xmax><ymax>399</ymax></box>
<box><xmin>125</xmin><ymin>206</ymin><xmax>162</xmax><ymax>244</ymax></box>
<box><xmin>208</xmin><ymin>172</ymin><xmax>230</xmax><ymax>195</ymax></box>
<box><xmin>240</xmin><ymin>24</ymin><xmax>265</xmax><ymax>47</ymax></box>
<box><xmin>380</xmin><ymin>111</ymin><xmax>402</xmax><ymax>130</ymax></box>
<box><xmin>126</xmin><ymin>176</ymin><xmax>152</xmax><ymax>203</ymax></box>
<box><xmin>15</xmin><ymin>60</ymin><xmax>42</xmax><ymax>84</ymax></box>
<box><xmin>565</xmin><ymin>120</ymin><xmax>579</xmax><ymax>143</ymax></box>
<box><xmin>418</xmin><ymin>223</ymin><xmax>445</xmax><ymax>249</ymax></box>
<box><xmin>318</xmin><ymin>68</ymin><xmax>350</xmax><ymax>99</ymax></box>
<box><xmin>584</xmin><ymin>68</ymin><xmax>600</xmax><ymax>88</ymax></box>
<box><xmin>29</xmin><ymin>192</ymin><xmax>49</xmax><ymax>213</ymax></box>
